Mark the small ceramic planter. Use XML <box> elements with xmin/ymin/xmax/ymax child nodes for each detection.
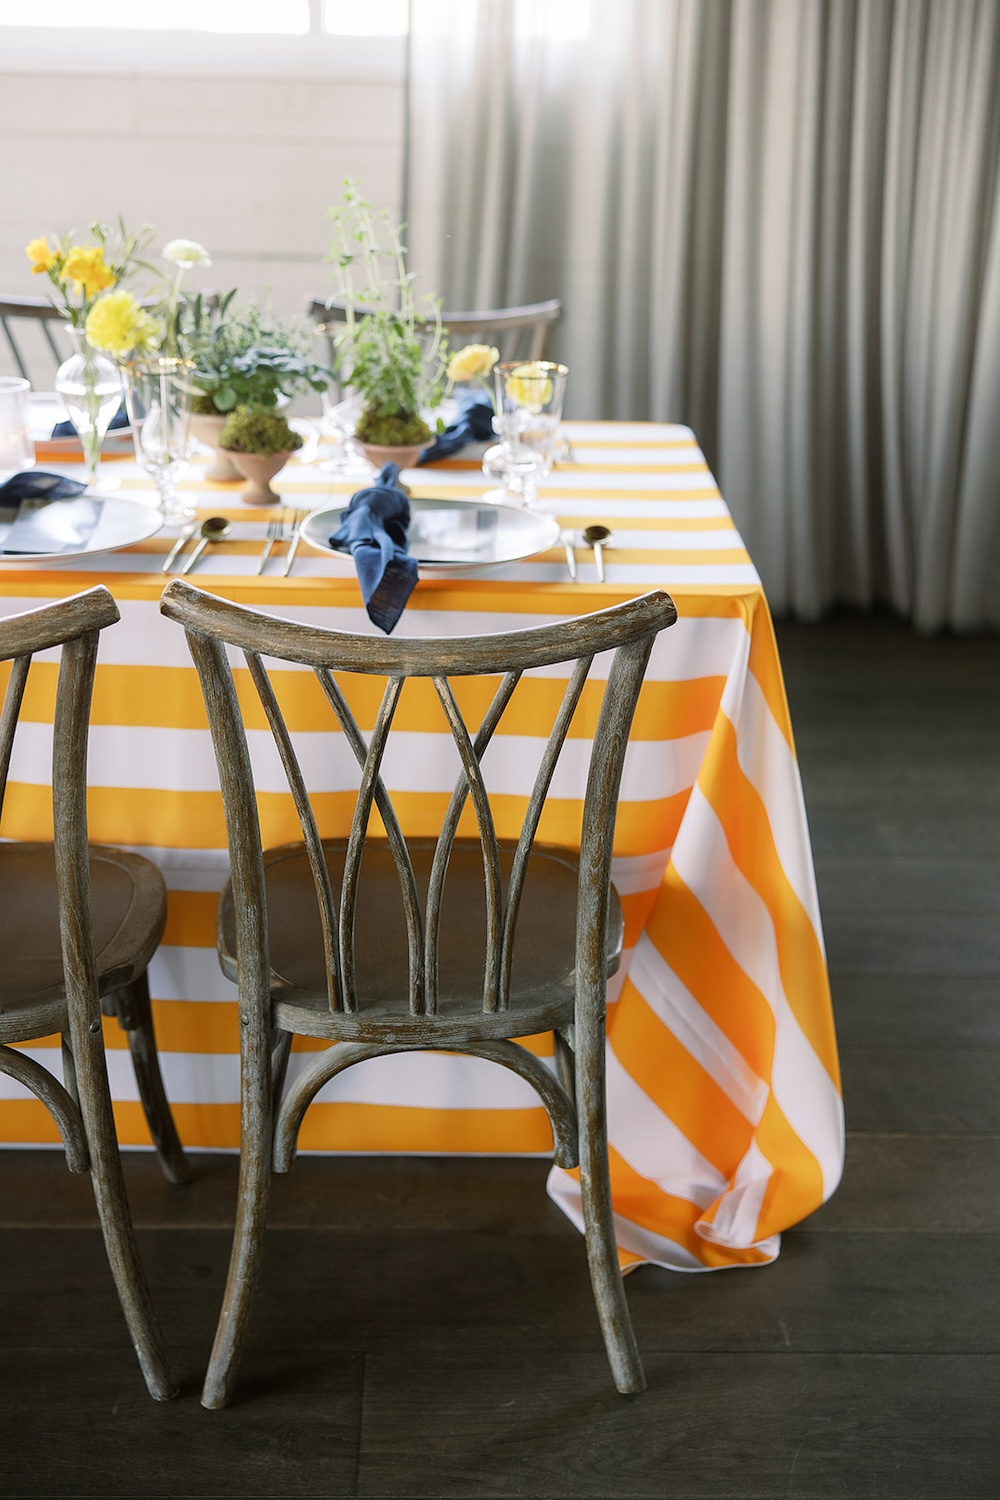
<box><xmin>189</xmin><ymin>412</ymin><xmax>242</xmax><ymax>482</ymax></box>
<box><xmin>225</xmin><ymin>450</ymin><xmax>292</xmax><ymax>505</ymax></box>
<box><xmin>360</xmin><ymin>441</ymin><xmax>426</xmax><ymax>472</ymax></box>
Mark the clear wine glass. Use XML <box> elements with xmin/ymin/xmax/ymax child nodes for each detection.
<box><xmin>124</xmin><ymin>358</ymin><xmax>195</xmax><ymax>522</ymax></box>
<box><xmin>318</xmin><ymin>391</ymin><xmax>376</xmax><ymax>480</ymax></box>
<box><xmin>490</xmin><ymin>362</ymin><xmax>568</xmax><ymax>507</ymax></box>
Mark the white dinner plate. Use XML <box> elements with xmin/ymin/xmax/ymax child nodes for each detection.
<box><xmin>300</xmin><ymin>495</ymin><xmax>561</xmax><ymax>570</ymax></box>
<box><xmin>29</xmin><ymin>391</ymin><xmax>133</xmax><ymax>451</ymax></box>
<box><xmin>0</xmin><ymin>495</ymin><xmax>161</xmax><ymax>564</ymax></box>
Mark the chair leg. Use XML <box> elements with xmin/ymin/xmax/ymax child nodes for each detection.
<box><xmin>201</xmin><ymin>1033</ymin><xmax>274</xmax><ymax>1410</ymax></box>
<box><xmin>105</xmin><ymin>975</ymin><xmax>191</xmax><ymax>1185</ymax></box>
<box><xmin>576</xmin><ymin>1041</ymin><xmax>646</xmax><ymax>1395</ymax></box>
<box><xmin>74</xmin><ymin>1019</ymin><xmax>177</xmax><ymax>1401</ymax></box>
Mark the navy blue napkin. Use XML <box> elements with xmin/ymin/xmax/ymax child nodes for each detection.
<box><xmin>0</xmin><ymin>471</ymin><xmax>87</xmax><ymax>504</ymax></box>
<box><xmin>331</xmin><ymin>463</ymin><xmax>418</xmax><ymax>634</ymax></box>
<box><xmin>418</xmin><ymin>394</ymin><xmax>495</xmax><ymax>464</ymax></box>
<box><xmin>51</xmin><ymin>403</ymin><xmax>129</xmax><ymax>440</ymax></box>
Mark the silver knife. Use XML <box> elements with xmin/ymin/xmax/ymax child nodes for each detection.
<box><xmin>561</xmin><ymin>531</ymin><xmax>577</xmax><ymax>581</ymax></box>
<box><xmin>282</xmin><ymin>520</ymin><xmax>303</xmax><ymax>576</ymax></box>
<box><xmin>160</xmin><ymin>522</ymin><xmax>197</xmax><ymax>574</ymax></box>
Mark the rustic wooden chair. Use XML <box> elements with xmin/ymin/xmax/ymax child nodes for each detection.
<box><xmin>160</xmin><ymin>577</ymin><xmax>677</xmax><ymax>1408</ymax></box>
<box><xmin>0</xmin><ymin>586</ymin><xmax>186</xmax><ymax>1400</ymax></box>
<box><xmin>308</xmin><ymin>297</ymin><xmax>561</xmax><ymax>395</ymax></box>
<box><xmin>0</xmin><ymin>295</ymin><xmax>70</xmax><ymax>384</ymax></box>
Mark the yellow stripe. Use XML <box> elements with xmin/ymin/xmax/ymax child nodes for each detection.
<box><xmin>698</xmin><ymin>713</ymin><xmax>840</xmax><ymax>1087</ymax></box>
<box><xmin>578</xmin><ymin>1148</ymin><xmax>774</xmax><ymax>1269</ymax></box>
<box><xmin>10</xmin><ymin>660</ymin><xmax>725</xmax><ymax>741</ymax></box>
<box><xmin>609</xmin><ymin>984</ymin><xmax>755</xmax><ymax>1175</ymax></box>
<box><xmin>746</xmin><ymin>592</ymin><xmax>796</xmax><ymax>750</ymax></box>
<box><xmin>645</xmin><ymin>867</ymin><xmax>776</xmax><ymax>1072</ymax></box>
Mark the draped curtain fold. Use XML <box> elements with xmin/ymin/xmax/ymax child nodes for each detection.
<box><xmin>407</xmin><ymin>0</ymin><xmax>1000</xmax><ymax>629</ymax></box>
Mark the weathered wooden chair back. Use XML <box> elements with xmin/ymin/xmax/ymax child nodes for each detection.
<box><xmin>0</xmin><ymin>585</ymin><xmax>177</xmax><ymax>1400</ymax></box>
<box><xmin>0</xmin><ymin>295</ymin><xmax>71</xmax><ymax>384</ymax></box>
<box><xmin>160</xmin><ymin>581</ymin><xmax>676</xmax><ymax>1022</ymax></box>
<box><xmin>308</xmin><ymin>297</ymin><xmax>561</xmax><ymax>393</ymax></box>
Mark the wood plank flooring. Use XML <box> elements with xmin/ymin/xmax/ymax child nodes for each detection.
<box><xmin>2</xmin><ymin>610</ymin><xmax>999</xmax><ymax>1498</ymax></box>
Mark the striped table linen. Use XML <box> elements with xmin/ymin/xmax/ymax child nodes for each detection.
<box><xmin>0</xmin><ymin>420</ymin><xmax>844</xmax><ymax>1272</ymax></box>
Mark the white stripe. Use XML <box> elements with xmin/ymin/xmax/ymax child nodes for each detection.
<box><xmin>546</xmin><ymin>1169</ymin><xmax>782</xmax><ymax>1270</ymax></box>
<box><xmin>609</xmin><ymin>847</ymin><xmax>671</xmax><ymax>896</ymax></box>
<box><xmin>148</xmin><ymin>946</ymin><xmax>233</xmax><ymax>1004</ymax></box>
<box><xmin>9</xmin><ymin>721</ymin><xmax>711</xmax><ymax>802</ymax></box>
<box><xmin>729</xmin><ymin>669</ymin><xmax>826</xmax><ymax>950</ymax></box>
<box><xmin>671</xmin><ymin>789</ymin><xmax>845</xmax><ymax>1196</ymax></box>
<box><xmin>605</xmin><ymin>1046</ymin><xmax>727</xmax><ymax>1206</ymax></box>
<box><xmin>625</xmin><ymin>936</ymin><xmax>769</xmax><ymax>1125</ymax></box>
<box><xmin>696</xmin><ymin>1141</ymin><xmax>775</xmax><ymax>1249</ymax></box>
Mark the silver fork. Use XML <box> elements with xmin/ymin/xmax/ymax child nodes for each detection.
<box><xmin>257</xmin><ymin>508</ymin><xmax>287</xmax><ymax>574</ymax></box>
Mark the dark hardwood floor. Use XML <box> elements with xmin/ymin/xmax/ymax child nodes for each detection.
<box><xmin>3</xmin><ymin>610</ymin><xmax>999</xmax><ymax>1498</ymax></box>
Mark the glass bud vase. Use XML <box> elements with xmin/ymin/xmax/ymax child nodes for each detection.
<box><xmin>54</xmin><ymin>328</ymin><xmax>123</xmax><ymax>491</ymax></box>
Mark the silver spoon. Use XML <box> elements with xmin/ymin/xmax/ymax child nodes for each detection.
<box><xmin>582</xmin><ymin>524</ymin><xmax>611</xmax><ymax>582</ymax></box>
<box><xmin>160</xmin><ymin>520</ymin><xmax>199</xmax><ymax>574</ymax></box>
<box><xmin>181</xmin><ymin>516</ymin><xmax>232</xmax><ymax>575</ymax></box>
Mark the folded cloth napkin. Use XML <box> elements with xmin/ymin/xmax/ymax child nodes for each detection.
<box><xmin>418</xmin><ymin>394</ymin><xmax>495</xmax><ymax>464</ymax></box>
<box><xmin>51</xmin><ymin>402</ymin><xmax>129</xmax><ymax>440</ymax></box>
<box><xmin>0</xmin><ymin>470</ymin><xmax>87</xmax><ymax>504</ymax></box>
<box><xmin>331</xmin><ymin>463</ymin><xmax>418</xmax><ymax>634</ymax></box>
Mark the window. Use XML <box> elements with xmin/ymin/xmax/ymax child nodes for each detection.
<box><xmin>0</xmin><ymin>0</ymin><xmax>407</xmax><ymax>73</ymax></box>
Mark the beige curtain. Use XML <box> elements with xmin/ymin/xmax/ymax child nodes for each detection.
<box><xmin>407</xmin><ymin>0</ymin><xmax>1000</xmax><ymax>629</ymax></box>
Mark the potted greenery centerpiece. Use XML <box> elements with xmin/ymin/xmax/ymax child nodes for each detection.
<box><xmin>219</xmin><ymin>404</ymin><xmax>304</xmax><ymax>505</ymax></box>
<box><xmin>325</xmin><ymin>181</ymin><xmax>447</xmax><ymax>469</ymax></box>
<box><xmin>181</xmin><ymin>294</ymin><xmax>330</xmax><ymax>480</ymax></box>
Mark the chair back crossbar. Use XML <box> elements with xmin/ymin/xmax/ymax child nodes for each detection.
<box><xmin>0</xmin><ymin>295</ymin><xmax>70</xmax><ymax>383</ymax></box>
<box><xmin>159</xmin><ymin>577</ymin><xmax>677</xmax><ymax>1409</ymax></box>
<box><xmin>308</xmin><ymin>297</ymin><xmax>561</xmax><ymax>382</ymax></box>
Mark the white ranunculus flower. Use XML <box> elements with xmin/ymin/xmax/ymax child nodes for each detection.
<box><xmin>161</xmin><ymin>238</ymin><xmax>212</xmax><ymax>269</ymax></box>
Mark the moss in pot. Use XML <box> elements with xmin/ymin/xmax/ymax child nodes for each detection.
<box><xmin>219</xmin><ymin>405</ymin><xmax>304</xmax><ymax>506</ymax></box>
<box><xmin>181</xmin><ymin>293</ymin><xmax>330</xmax><ymax>481</ymax></box>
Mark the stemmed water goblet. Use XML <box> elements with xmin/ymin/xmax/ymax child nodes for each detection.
<box><xmin>124</xmin><ymin>357</ymin><xmax>195</xmax><ymax>523</ymax></box>
<box><xmin>317</xmin><ymin>391</ymin><xmax>376</xmax><ymax>480</ymax></box>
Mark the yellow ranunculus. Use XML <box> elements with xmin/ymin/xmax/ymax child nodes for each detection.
<box><xmin>25</xmin><ymin>235</ymin><xmax>56</xmax><ymax>274</ymax></box>
<box><xmin>503</xmin><ymin>363</ymin><xmax>554</xmax><ymax>411</ymax></box>
<box><xmin>62</xmin><ymin>244</ymin><xmax>116</xmax><ymax>298</ymax></box>
<box><xmin>447</xmin><ymin>343</ymin><xmax>499</xmax><ymax>383</ymax></box>
<box><xmin>85</xmin><ymin>290</ymin><xmax>162</xmax><ymax>358</ymax></box>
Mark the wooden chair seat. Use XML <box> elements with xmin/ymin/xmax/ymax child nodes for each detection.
<box><xmin>218</xmin><ymin>838</ymin><xmax>623</xmax><ymax>1042</ymax></box>
<box><xmin>0</xmin><ymin>843</ymin><xmax>164</xmax><ymax>1026</ymax></box>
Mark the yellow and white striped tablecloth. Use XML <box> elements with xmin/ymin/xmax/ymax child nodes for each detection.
<box><xmin>0</xmin><ymin>421</ymin><xmax>843</xmax><ymax>1273</ymax></box>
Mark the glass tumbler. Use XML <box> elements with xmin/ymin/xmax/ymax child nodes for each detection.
<box><xmin>0</xmin><ymin>377</ymin><xmax>35</xmax><ymax>480</ymax></box>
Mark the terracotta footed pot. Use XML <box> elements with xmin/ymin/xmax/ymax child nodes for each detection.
<box><xmin>225</xmin><ymin>449</ymin><xmax>292</xmax><ymax>506</ymax></box>
<box><xmin>189</xmin><ymin>412</ymin><xmax>242</xmax><ymax>482</ymax></box>
<box><xmin>360</xmin><ymin>441</ymin><xmax>426</xmax><ymax>472</ymax></box>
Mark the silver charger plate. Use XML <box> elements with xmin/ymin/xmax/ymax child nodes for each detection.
<box><xmin>0</xmin><ymin>495</ymin><xmax>162</xmax><ymax>564</ymax></box>
<box><xmin>300</xmin><ymin>496</ymin><xmax>561</xmax><ymax>570</ymax></box>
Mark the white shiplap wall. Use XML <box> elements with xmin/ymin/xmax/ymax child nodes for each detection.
<box><xmin>0</xmin><ymin>60</ymin><xmax>406</xmax><ymax>382</ymax></box>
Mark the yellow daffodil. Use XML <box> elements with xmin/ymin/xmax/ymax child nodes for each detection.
<box><xmin>447</xmin><ymin>343</ymin><xmax>500</xmax><ymax>383</ymax></box>
<box><xmin>62</xmin><ymin>244</ymin><xmax>116</xmax><ymax>298</ymax></box>
<box><xmin>85</xmin><ymin>290</ymin><xmax>162</xmax><ymax>359</ymax></box>
<box><xmin>25</xmin><ymin>235</ymin><xmax>56</xmax><ymax>275</ymax></box>
<box><xmin>503</xmin><ymin>363</ymin><xmax>554</xmax><ymax>411</ymax></box>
